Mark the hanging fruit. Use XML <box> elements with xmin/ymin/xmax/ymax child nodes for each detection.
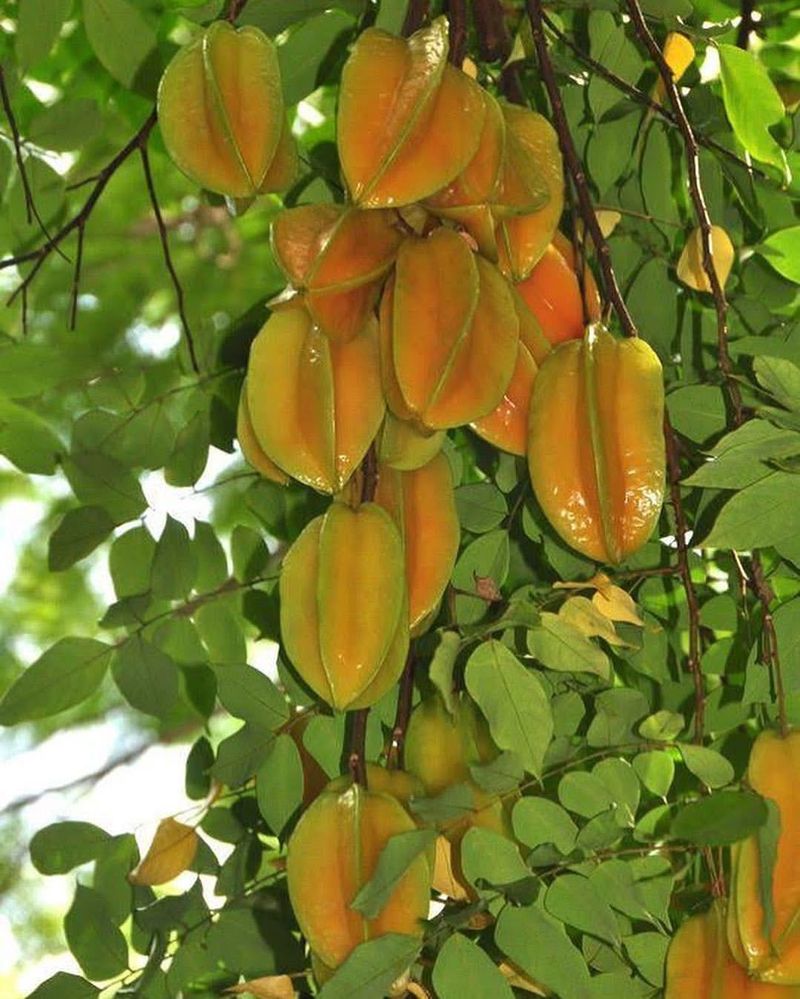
<box><xmin>527</xmin><ymin>324</ymin><xmax>665</xmax><ymax>563</ymax></box>
<box><xmin>157</xmin><ymin>22</ymin><xmax>295</xmax><ymax>197</ymax></box>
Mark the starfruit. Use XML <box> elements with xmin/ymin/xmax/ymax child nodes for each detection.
<box><xmin>338</xmin><ymin>18</ymin><xmax>484</xmax><ymax>207</ymax></box>
<box><xmin>286</xmin><ymin>780</ymin><xmax>431</xmax><ymax>971</ymax></box>
<box><xmin>667</xmin><ymin>901</ymin><xmax>798</xmax><ymax>998</ymax></box>
<box><xmin>279</xmin><ymin>502</ymin><xmax>409</xmax><ymax>711</ymax></box>
<box><xmin>246</xmin><ymin>305</ymin><xmax>384</xmax><ymax>493</ymax></box>
<box><xmin>471</xmin><ymin>343</ymin><xmax>538</xmax><ymax>456</ymax></box>
<box><xmin>516</xmin><ymin>241</ymin><xmax>590</xmax><ymax>346</ymax></box>
<box><xmin>425</xmin><ymin>88</ymin><xmax>506</xmax><ymax>257</ymax></box>
<box><xmin>495</xmin><ymin>106</ymin><xmax>563</xmax><ymax>281</ymax></box>
<box><xmin>271</xmin><ymin>205</ymin><xmax>403</xmax><ymax>342</ymax></box>
<box><xmin>383</xmin><ymin>227</ymin><xmax>519</xmax><ymax>429</ymax></box>
<box><xmin>236</xmin><ymin>380</ymin><xmax>289</xmax><ymax>485</ymax></box>
<box><xmin>374</xmin><ymin>453</ymin><xmax>460</xmax><ymax>633</ymax></box>
<box><xmin>157</xmin><ymin>22</ymin><xmax>295</xmax><ymax>197</ymax></box>
<box><xmin>377</xmin><ymin>413</ymin><xmax>445</xmax><ymax>472</ymax></box>
<box><xmin>727</xmin><ymin>729</ymin><xmax>800</xmax><ymax>985</ymax></box>
<box><xmin>527</xmin><ymin>325</ymin><xmax>665</xmax><ymax>564</ymax></box>
<box><xmin>328</xmin><ymin>763</ymin><xmax>424</xmax><ymax>807</ymax></box>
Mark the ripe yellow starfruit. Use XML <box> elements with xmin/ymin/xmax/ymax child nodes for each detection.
<box><xmin>271</xmin><ymin>205</ymin><xmax>403</xmax><ymax>342</ymax></box>
<box><xmin>374</xmin><ymin>453</ymin><xmax>460</xmax><ymax>633</ymax></box>
<box><xmin>286</xmin><ymin>781</ymin><xmax>431</xmax><ymax>971</ymax></box>
<box><xmin>527</xmin><ymin>325</ymin><xmax>665</xmax><ymax>564</ymax></box>
<box><xmin>383</xmin><ymin>227</ymin><xmax>519</xmax><ymax>429</ymax></box>
<box><xmin>236</xmin><ymin>380</ymin><xmax>289</xmax><ymax>485</ymax></box>
<box><xmin>727</xmin><ymin>729</ymin><xmax>800</xmax><ymax>985</ymax></box>
<box><xmin>667</xmin><ymin>901</ymin><xmax>798</xmax><ymax>998</ymax></box>
<box><xmin>471</xmin><ymin>343</ymin><xmax>538</xmax><ymax>456</ymax></box>
<box><xmin>516</xmin><ymin>241</ymin><xmax>590</xmax><ymax>346</ymax></box>
<box><xmin>495</xmin><ymin>106</ymin><xmax>564</xmax><ymax>282</ymax></box>
<box><xmin>377</xmin><ymin>413</ymin><xmax>445</xmax><ymax>472</ymax></box>
<box><xmin>338</xmin><ymin>18</ymin><xmax>484</xmax><ymax>207</ymax></box>
<box><xmin>246</xmin><ymin>305</ymin><xmax>384</xmax><ymax>493</ymax></box>
<box><xmin>157</xmin><ymin>22</ymin><xmax>295</xmax><ymax>197</ymax></box>
<box><xmin>327</xmin><ymin>763</ymin><xmax>424</xmax><ymax>808</ymax></box>
<box><xmin>279</xmin><ymin>502</ymin><xmax>409</xmax><ymax>711</ymax></box>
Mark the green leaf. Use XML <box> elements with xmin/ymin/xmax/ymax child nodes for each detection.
<box><xmin>49</xmin><ymin>506</ymin><xmax>115</xmax><ymax>571</ymax></box>
<box><xmin>214</xmin><ymin>663</ymin><xmax>289</xmax><ymax>728</ymax></box>
<box><xmin>594</xmin><ymin>758</ymin><xmax>641</xmax><ymax>827</ymax></box>
<box><xmin>428</xmin><ymin>630</ymin><xmax>461</xmax><ymax>715</ymax></box>
<box><xmin>112</xmin><ymin>635</ymin><xmax>180</xmax><ymax>717</ymax></box>
<box><xmin>527</xmin><ymin>613</ymin><xmax>610</xmax><ymax>679</ymax></box>
<box><xmin>456</xmin><ymin>483</ymin><xmax>508</xmax><ymax>533</ymax></box>
<box><xmin>633</xmin><ymin>751</ymin><xmax>674</xmax><ymax>798</ymax></box>
<box><xmin>667</xmin><ymin>385</ymin><xmax>727</xmax><ymax>444</ymax></box>
<box><xmin>109</xmin><ymin>526</ymin><xmax>155</xmax><ymax>598</ymax></box>
<box><xmin>703</xmin><ymin>472</ymin><xmax>800</xmax><ymax>549</ymax></box>
<box><xmin>757</xmin><ymin>798</ymin><xmax>781</xmax><ymax>941</ymax></box>
<box><xmin>185</xmin><ymin>736</ymin><xmax>214</xmax><ymax>800</ymax></box>
<box><xmin>774</xmin><ymin>599</ymin><xmax>800</xmax><ymax>681</ymax></box>
<box><xmin>84</xmin><ymin>0</ymin><xmax>158</xmax><ymax>90</ymax></box>
<box><xmin>513</xmin><ymin>797</ymin><xmax>578</xmax><ymax>854</ymax></box>
<box><xmin>432</xmin><ymin>933</ymin><xmax>514</xmax><ymax>999</ymax></box>
<box><xmin>193</xmin><ymin>521</ymin><xmax>229</xmax><ymax>590</ymax></box>
<box><xmin>16</xmin><ymin>0</ymin><xmax>71</xmax><ymax>68</ymax></box>
<box><xmin>25</xmin><ymin>974</ymin><xmax>99</xmax><ymax>999</ymax></box>
<box><xmin>588</xmin><ymin>12</ymin><xmax>644</xmax><ymax>120</ymax></box>
<box><xmin>231</xmin><ymin>525</ymin><xmax>269</xmax><ymax>582</ymax></box>
<box><xmin>302</xmin><ymin>713</ymin><xmax>346</xmax><ymax>778</ymax></box>
<box><xmin>459</xmin><ymin>826</ymin><xmax>530</xmax><ymax>891</ymax></box>
<box><xmin>718</xmin><ymin>43</ymin><xmax>787</xmax><ymax>175</ymax></box>
<box><xmin>684</xmin><ymin>419</ymin><xmax>800</xmax><ymax>490</ymax></box>
<box><xmin>255</xmin><ymin>733</ymin><xmax>304</xmax><ymax>836</ymax></box>
<box><xmin>640</xmin><ymin>0</ymin><xmax>691</xmax><ymax>14</ymax></box>
<box><xmin>210</xmin><ymin>723</ymin><xmax>274</xmax><ymax>786</ymax></box>
<box><xmin>754</xmin><ymin>356</ymin><xmax>800</xmax><ymax>412</ymax></box>
<box><xmin>545</xmin><ymin>873</ymin><xmax>621</xmax><ymax>945</ymax></box>
<box><xmin>672</xmin><ymin>790</ymin><xmax>768</xmax><ymax>846</ymax></box>
<box><xmin>64</xmin><ymin>885</ymin><xmax>128</xmax><ymax>980</ymax></box>
<box><xmin>195</xmin><ymin>603</ymin><xmax>247</xmax><ymax>665</ymax></box>
<box><xmin>30</xmin><ymin>822</ymin><xmax>111</xmax><ymax>875</ymax></box>
<box><xmin>242</xmin><ymin>0</ymin><xmax>365</xmax><ymax>35</ymax></box>
<box><xmin>151</xmin><ymin>517</ymin><xmax>196</xmax><ymax>599</ymax></box>
<box><xmin>452</xmin><ymin>529</ymin><xmax>510</xmax><ymax>624</ymax></box>
<box><xmin>0</xmin><ymin>638</ymin><xmax>111</xmax><ymax>724</ymax></box>
<box><xmin>28</xmin><ymin>100</ymin><xmax>105</xmax><ymax>152</ymax></box>
<box><xmin>559</xmin><ymin>771</ymin><xmax>615</xmax><ymax>818</ymax></box>
<box><xmin>495</xmin><ymin>904</ymin><xmax>591</xmax><ymax>999</ymax></box>
<box><xmin>465</xmin><ymin>641</ymin><xmax>553</xmax><ymax>776</ymax></box>
<box><xmin>350</xmin><ymin>828</ymin><xmax>436</xmax><ymax>919</ymax></box>
<box><xmin>470</xmin><ymin>752</ymin><xmax>524</xmax><ymax>796</ymax></box>
<box><xmin>278</xmin><ymin>10</ymin><xmax>354</xmax><ymax>105</ymax></box>
<box><xmin>317</xmin><ymin>934</ymin><xmax>421</xmax><ymax>999</ymax></box>
<box><xmin>63</xmin><ymin>449</ymin><xmax>147</xmax><ymax>525</ymax></box>
<box><xmin>0</xmin><ymin>395</ymin><xmax>62</xmax><ymax>474</ymax></box>
<box><xmin>164</xmin><ymin>408</ymin><xmax>210</xmax><ymax>487</ymax></box>
<box><xmin>623</xmin><ymin>932</ymin><xmax>670</xmax><ymax>987</ymax></box>
<box><xmin>109</xmin><ymin>400</ymin><xmax>176</xmax><ymax>470</ymax></box>
<box><xmin>409</xmin><ymin>784</ymin><xmax>476</xmax><ymax>827</ymax></box>
<box><xmin>679</xmin><ymin>744</ymin><xmax>734</xmax><ymax>789</ymax></box>
<box><xmin>638</xmin><ymin>709</ymin><xmax>684</xmax><ymax>742</ymax></box>
<box><xmin>758</xmin><ymin>226</ymin><xmax>800</xmax><ymax>284</ymax></box>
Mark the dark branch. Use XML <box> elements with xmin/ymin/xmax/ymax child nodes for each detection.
<box><xmin>526</xmin><ymin>0</ymin><xmax>638</xmax><ymax>339</ymax></box>
<box><xmin>446</xmin><ymin>0</ymin><xmax>468</xmax><ymax>66</ymax></box>
<box><xmin>473</xmin><ymin>0</ymin><xmax>525</xmax><ymax>104</ymax></box>
<box><xmin>665</xmin><ymin>417</ymin><xmax>704</xmax><ymax>742</ymax></box>
<box><xmin>402</xmin><ymin>0</ymin><xmax>430</xmax><ymax>36</ymax></box>
<box><xmin>625</xmin><ymin>0</ymin><xmax>743</xmax><ymax>425</ymax></box>
<box><xmin>388</xmin><ymin>649</ymin><xmax>416</xmax><ymax>770</ymax></box>
<box><xmin>69</xmin><ymin>224</ymin><xmax>85</xmax><ymax>331</ymax></box>
<box><xmin>736</xmin><ymin>0</ymin><xmax>756</xmax><ymax>49</ymax></box>
<box><xmin>750</xmin><ymin>555</ymin><xmax>787</xmax><ymax>736</ymax></box>
<box><xmin>348</xmin><ymin>709</ymin><xmax>369</xmax><ymax>787</ymax></box>
<box><xmin>139</xmin><ymin>143</ymin><xmax>201</xmax><ymax>374</ymax></box>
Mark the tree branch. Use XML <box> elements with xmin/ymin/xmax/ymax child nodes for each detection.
<box><xmin>387</xmin><ymin>649</ymin><xmax>416</xmax><ymax>770</ymax></box>
<box><xmin>625</xmin><ymin>0</ymin><xmax>743</xmax><ymax>426</ymax></box>
<box><xmin>751</xmin><ymin>555</ymin><xmax>787</xmax><ymax>736</ymax></box>
<box><xmin>402</xmin><ymin>0</ymin><xmax>430</xmax><ymax>36</ymax></box>
<box><xmin>446</xmin><ymin>0</ymin><xmax>468</xmax><ymax>66</ymax></box>
<box><xmin>736</xmin><ymin>0</ymin><xmax>756</xmax><ymax>49</ymax></box>
<box><xmin>348</xmin><ymin>709</ymin><xmax>369</xmax><ymax>787</ymax></box>
<box><xmin>474</xmin><ymin>0</ymin><xmax>525</xmax><ymax>105</ymax></box>
<box><xmin>526</xmin><ymin>0</ymin><xmax>638</xmax><ymax>339</ymax></box>
<box><xmin>139</xmin><ymin>143</ymin><xmax>201</xmax><ymax>374</ymax></box>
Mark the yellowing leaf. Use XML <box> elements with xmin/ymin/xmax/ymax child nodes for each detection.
<box><xmin>129</xmin><ymin>817</ymin><xmax>198</xmax><ymax>886</ymax></box>
<box><xmin>498</xmin><ymin>960</ymin><xmax>547</xmax><ymax>995</ymax></box>
<box><xmin>553</xmin><ymin>571</ymin><xmax>612</xmax><ymax>593</ymax></box>
<box><xmin>225</xmin><ymin>975</ymin><xmax>295</xmax><ymax>999</ymax></box>
<box><xmin>406</xmin><ymin>983</ymin><xmax>433</xmax><ymax>999</ymax></box>
<box><xmin>663</xmin><ymin>32</ymin><xmax>695</xmax><ymax>82</ymax></box>
<box><xmin>461</xmin><ymin>57</ymin><xmax>478</xmax><ymax>79</ymax></box>
<box><xmin>432</xmin><ymin>835</ymin><xmax>469</xmax><ymax>900</ymax></box>
<box><xmin>592</xmin><ymin>585</ymin><xmax>645</xmax><ymax>627</ymax></box>
<box><xmin>559</xmin><ymin>595</ymin><xmax>626</xmax><ymax>646</ymax></box>
<box><xmin>677</xmin><ymin>225</ymin><xmax>734</xmax><ymax>292</ymax></box>
<box><xmin>595</xmin><ymin>209</ymin><xmax>621</xmax><ymax>238</ymax></box>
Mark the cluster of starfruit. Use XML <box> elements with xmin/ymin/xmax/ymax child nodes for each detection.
<box><xmin>665</xmin><ymin>729</ymin><xmax>800</xmax><ymax>996</ymax></box>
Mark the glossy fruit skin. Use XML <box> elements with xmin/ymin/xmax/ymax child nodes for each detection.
<box><xmin>728</xmin><ymin>730</ymin><xmax>800</xmax><ymax>985</ymax></box>
<box><xmin>527</xmin><ymin>324</ymin><xmax>665</xmax><ymax>564</ymax></box>
<box><xmin>338</xmin><ymin>19</ymin><xmax>484</xmax><ymax>208</ymax></box>
<box><xmin>666</xmin><ymin>901</ymin><xmax>800</xmax><ymax>998</ymax></box>
<box><xmin>515</xmin><ymin>242</ymin><xmax>586</xmax><ymax>346</ymax></box>
<box><xmin>157</xmin><ymin>22</ymin><xmax>293</xmax><ymax>197</ymax></box>
<box><xmin>271</xmin><ymin>205</ymin><xmax>403</xmax><ymax>342</ymax></box>
<box><xmin>377</xmin><ymin>413</ymin><xmax>445</xmax><ymax>471</ymax></box>
<box><xmin>374</xmin><ymin>453</ymin><xmax>460</xmax><ymax>633</ymax></box>
<box><xmin>286</xmin><ymin>781</ymin><xmax>431</xmax><ymax>971</ymax></box>
<box><xmin>236</xmin><ymin>380</ymin><xmax>289</xmax><ymax>485</ymax></box>
<box><xmin>279</xmin><ymin>502</ymin><xmax>409</xmax><ymax>712</ymax></box>
<box><xmin>246</xmin><ymin>305</ymin><xmax>384</xmax><ymax>494</ymax></box>
<box><xmin>384</xmin><ymin>227</ymin><xmax>519</xmax><ymax>429</ymax></box>
<box><xmin>471</xmin><ymin>342</ymin><xmax>538</xmax><ymax>456</ymax></box>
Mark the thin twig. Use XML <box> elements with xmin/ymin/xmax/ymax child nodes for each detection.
<box><xmin>446</xmin><ymin>0</ymin><xmax>468</xmax><ymax>66</ymax></box>
<box><xmin>69</xmin><ymin>224</ymin><xmax>85</xmax><ymax>330</ymax></box>
<box><xmin>474</xmin><ymin>0</ymin><xmax>525</xmax><ymax>106</ymax></box>
<box><xmin>348</xmin><ymin>709</ymin><xmax>369</xmax><ymax>787</ymax></box>
<box><xmin>736</xmin><ymin>0</ymin><xmax>756</xmax><ymax>49</ymax></box>
<box><xmin>225</xmin><ymin>0</ymin><xmax>249</xmax><ymax>22</ymax></box>
<box><xmin>139</xmin><ymin>143</ymin><xmax>201</xmax><ymax>374</ymax></box>
<box><xmin>625</xmin><ymin>0</ymin><xmax>743</xmax><ymax>425</ymax></box>
<box><xmin>751</xmin><ymin>555</ymin><xmax>788</xmax><ymax>736</ymax></box>
<box><xmin>526</xmin><ymin>0</ymin><xmax>638</xmax><ymax>339</ymax></box>
<box><xmin>665</xmin><ymin>416</ymin><xmax>704</xmax><ymax>743</ymax></box>
<box><xmin>388</xmin><ymin>650</ymin><xmax>416</xmax><ymax>770</ymax></box>
<box><xmin>402</xmin><ymin>0</ymin><xmax>430</xmax><ymax>36</ymax></box>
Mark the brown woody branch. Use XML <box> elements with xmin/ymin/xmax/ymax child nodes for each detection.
<box><xmin>736</xmin><ymin>0</ymin><xmax>756</xmax><ymax>50</ymax></box>
<box><xmin>348</xmin><ymin>709</ymin><xmax>369</xmax><ymax>787</ymax></box>
<box><xmin>139</xmin><ymin>144</ymin><xmax>200</xmax><ymax>373</ymax></box>
<box><xmin>751</xmin><ymin>555</ymin><xmax>787</xmax><ymax>736</ymax></box>
<box><xmin>526</xmin><ymin>0</ymin><xmax>638</xmax><ymax>339</ymax></box>
<box><xmin>625</xmin><ymin>0</ymin><xmax>743</xmax><ymax>426</ymax></box>
<box><xmin>402</xmin><ymin>0</ymin><xmax>430</xmax><ymax>37</ymax></box>
<box><xmin>446</xmin><ymin>0</ymin><xmax>468</xmax><ymax>66</ymax></box>
<box><xmin>474</xmin><ymin>0</ymin><xmax>526</xmax><ymax>107</ymax></box>
<box><xmin>388</xmin><ymin>649</ymin><xmax>417</xmax><ymax>769</ymax></box>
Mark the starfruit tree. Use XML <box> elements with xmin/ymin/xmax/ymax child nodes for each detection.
<box><xmin>0</xmin><ymin>0</ymin><xmax>799</xmax><ymax>997</ymax></box>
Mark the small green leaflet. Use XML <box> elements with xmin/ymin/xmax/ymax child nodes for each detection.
<box><xmin>433</xmin><ymin>933</ymin><xmax>514</xmax><ymax>999</ymax></box>
<box><xmin>350</xmin><ymin>828</ymin><xmax>435</xmax><ymax>919</ymax></box>
<box><xmin>672</xmin><ymin>790</ymin><xmax>768</xmax><ymax>846</ymax></box>
<box><xmin>317</xmin><ymin>933</ymin><xmax>421</xmax><ymax>999</ymax></box>
<box><xmin>718</xmin><ymin>44</ymin><xmax>787</xmax><ymax>176</ymax></box>
<box><xmin>758</xmin><ymin>226</ymin><xmax>800</xmax><ymax>284</ymax></box>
